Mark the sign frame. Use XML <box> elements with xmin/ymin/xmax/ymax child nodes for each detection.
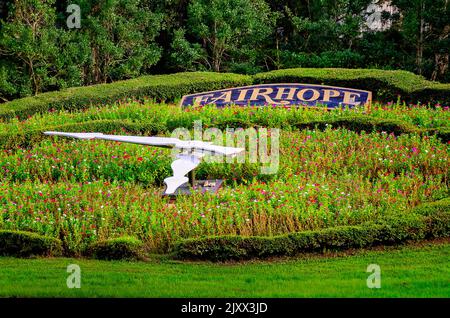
<box><xmin>179</xmin><ymin>83</ymin><xmax>372</xmax><ymax>111</ymax></box>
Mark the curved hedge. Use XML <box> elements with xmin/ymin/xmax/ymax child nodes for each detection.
<box><xmin>0</xmin><ymin>72</ymin><xmax>252</xmax><ymax>120</ymax></box>
<box><xmin>1</xmin><ymin>114</ymin><xmax>448</xmax><ymax>151</ymax></box>
<box><xmin>173</xmin><ymin>198</ymin><xmax>450</xmax><ymax>261</ymax></box>
<box><xmin>0</xmin><ymin>120</ymin><xmax>163</xmax><ymax>150</ymax></box>
<box><xmin>1</xmin><ymin>199</ymin><xmax>448</xmax><ymax>260</ymax></box>
<box><xmin>0</xmin><ymin>230</ymin><xmax>63</xmax><ymax>257</ymax></box>
<box><xmin>86</xmin><ymin>236</ymin><xmax>144</xmax><ymax>260</ymax></box>
<box><xmin>253</xmin><ymin>68</ymin><xmax>450</xmax><ymax>106</ymax></box>
<box><xmin>0</xmin><ymin>68</ymin><xmax>448</xmax><ymax>121</ymax></box>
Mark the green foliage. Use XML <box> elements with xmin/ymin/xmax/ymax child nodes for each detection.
<box><xmin>1</xmin><ymin>125</ymin><xmax>448</xmax><ymax>254</ymax></box>
<box><xmin>1</xmin><ymin>0</ymin><xmax>449</xmax><ymax>103</ymax></box>
<box><xmin>0</xmin><ymin>0</ymin><xmax>162</xmax><ymax>101</ymax></box>
<box><xmin>0</xmin><ymin>68</ymin><xmax>448</xmax><ymax>121</ymax></box>
<box><xmin>391</xmin><ymin>0</ymin><xmax>450</xmax><ymax>81</ymax></box>
<box><xmin>0</xmin><ymin>0</ymin><xmax>65</xmax><ymax>97</ymax></box>
<box><xmin>0</xmin><ymin>115</ymin><xmax>448</xmax><ymax>151</ymax></box>
<box><xmin>0</xmin><ymin>230</ymin><xmax>62</xmax><ymax>257</ymax></box>
<box><xmin>86</xmin><ymin>236</ymin><xmax>144</xmax><ymax>260</ymax></box>
<box><xmin>0</xmin><ymin>72</ymin><xmax>252</xmax><ymax>120</ymax></box>
<box><xmin>170</xmin><ymin>29</ymin><xmax>207</xmax><ymax>72</ymax></box>
<box><xmin>410</xmin><ymin>198</ymin><xmax>450</xmax><ymax>238</ymax></box>
<box><xmin>78</xmin><ymin>0</ymin><xmax>163</xmax><ymax>83</ymax></box>
<box><xmin>286</xmin><ymin>1</ymin><xmax>369</xmax><ymax>53</ymax></box>
<box><xmin>253</xmin><ymin>68</ymin><xmax>450</xmax><ymax>105</ymax></box>
<box><xmin>173</xmin><ymin>198</ymin><xmax>450</xmax><ymax>261</ymax></box>
<box><xmin>181</xmin><ymin>0</ymin><xmax>276</xmax><ymax>72</ymax></box>
<box><xmin>281</xmin><ymin>50</ymin><xmax>364</xmax><ymax>69</ymax></box>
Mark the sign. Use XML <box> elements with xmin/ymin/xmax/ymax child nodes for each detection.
<box><xmin>180</xmin><ymin>83</ymin><xmax>372</xmax><ymax>110</ymax></box>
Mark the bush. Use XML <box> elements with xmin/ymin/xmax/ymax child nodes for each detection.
<box><xmin>429</xmin><ymin>126</ymin><xmax>450</xmax><ymax>144</ymax></box>
<box><xmin>411</xmin><ymin>198</ymin><xmax>450</xmax><ymax>238</ymax></box>
<box><xmin>2</xmin><ymin>114</ymin><xmax>448</xmax><ymax>151</ymax></box>
<box><xmin>0</xmin><ymin>230</ymin><xmax>62</xmax><ymax>257</ymax></box>
<box><xmin>173</xmin><ymin>197</ymin><xmax>449</xmax><ymax>261</ymax></box>
<box><xmin>0</xmin><ymin>72</ymin><xmax>252</xmax><ymax>120</ymax></box>
<box><xmin>1</xmin><ymin>68</ymin><xmax>448</xmax><ymax>121</ymax></box>
<box><xmin>253</xmin><ymin>68</ymin><xmax>450</xmax><ymax>106</ymax></box>
<box><xmin>0</xmin><ymin>120</ymin><xmax>164</xmax><ymax>150</ymax></box>
<box><xmin>292</xmin><ymin>116</ymin><xmax>421</xmax><ymax>136</ymax></box>
<box><xmin>86</xmin><ymin>236</ymin><xmax>144</xmax><ymax>260</ymax></box>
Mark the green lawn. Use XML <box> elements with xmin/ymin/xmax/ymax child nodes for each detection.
<box><xmin>0</xmin><ymin>242</ymin><xmax>449</xmax><ymax>297</ymax></box>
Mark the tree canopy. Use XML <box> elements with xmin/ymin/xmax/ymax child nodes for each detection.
<box><xmin>0</xmin><ymin>0</ymin><xmax>448</xmax><ymax>101</ymax></box>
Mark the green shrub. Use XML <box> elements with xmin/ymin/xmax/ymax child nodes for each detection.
<box><xmin>0</xmin><ymin>120</ymin><xmax>163</xmax><ymax>150</ymax></box>
<box><xmin>411</xmin><ymin>198</ymin><xmax>450</xmax><ymax>238</ymax></box>
<box><xmin>173</xmin><ymin>198</ymin><xmax>449</xmax><ymax>261</ymax></box>
<box><xmin>292</xmin><ymin>116</ymin><xmax>421</xmax><ymax>136</ymax></box>
<box><xmin>429</xmin><ymin>126</ymin><xmax>450</xmax><ymax>143</ymax></box>
<box><xmin>0</xmin><ymin>72</ymin><xmax>252</xmax><ymax>120</ymax></box>
<box><xmin>1</xmin><ymin>68</ymin><xmax>448</xmax><ymax>122</ymax></box>
<box><xmin>253</xmin><ymin>68</ymin><xmax>450</xmax><ymax>106</ymax></box>
<box><xmin>86</xmin><ymin>236</ymin><xmax>144</xmax><ymax>260</ymax></box>
<box><xmin>0</xmin><ymin>230</ymin><xmax>62</xmax><ymax>257</ymax></box>
<box><xmin>1</xmin><ymin>113</ymin><xmax>447</xmax><ymax>151</ymax></box>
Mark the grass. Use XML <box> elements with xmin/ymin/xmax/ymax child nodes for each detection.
<box><xmin>0</xmin><ymin>241</ymin><xmax>448</xmax><ymax>297</ymax></box>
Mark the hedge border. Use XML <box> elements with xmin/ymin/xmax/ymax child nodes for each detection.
<box><xmin>85</xmin><ymin>236</ymin><xmax>144</xmax><ymax>261</ymax></box>
<box><xmin>172</xmin><ymin>197</ymin><xmax>450</xmax><ymax>261</ymax></box>
<box><xmin>0</xmin><ymin>68</ymin><xmax>448</xmax><ymax>121</ymax></box>
<box><xmin>0</xmin><ymin>72</ymin><xmax>252</xmax><ymax>120</ymax></box>
<box><xmin>0</xmin><ymin>230</ymin><xmax>63</xmax><ymax>257</ymax></box>
<box><xmin>0</xmin><ymin>199</ymin><xmax>448</xmax><ymax>260</ymax></box>
<box><xmin>0</xmin><ymin>114</ymin><xmax>447</xmax><ymax>151</ymax></box>
<box><xmin>253</xmin><ymin>68</ymin><xmax>450</xmax><ymax>106</ymax></box>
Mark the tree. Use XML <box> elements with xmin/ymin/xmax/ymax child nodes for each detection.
<box><xmin>392</xmin><ymin>0</ymin><xmax>450</xmax><ymax>80</ymax></box>
<box><xmin>0</xmin><ymin>0</ymin><xmax>60</xmax><ymax>96</ymax></box>
<box><xmin>79</xmin><ymin>0</ymin><xmax>163</xmax><ymax>83</ymax></box>
<box><xmin>285</xmin><ymin>0</ymin><xmax>371</xmax><ymax>53</ymax></box>
<box><xmin>0</xmin><ymin>0</ymin><xmax>164</xmax><ymax>101</ymax></box>
<box><xmin>170</xmin><ymin>28</ymin><xmax>208</xmax><ymax>71</ymax></box>
<box><xmin>180</xmin><ymin>0</ymin><xmax>276</xmax><ymax>72</ymax></box>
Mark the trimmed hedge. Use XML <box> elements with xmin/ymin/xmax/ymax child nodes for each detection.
<box><xmin>1</xmin><ymin>113</ymin><xmax>448</xmax><ymax>151</ymax></box>
<box><xmin>86</xmin><ymin>236</ymin><xmax>144</xmax><ymax>260</ymax></box>
<box><xmin>0</xmin><ymin>230</ymin><xmax>63</xmax><ymax>257</ymax></box>
<box><xmin>253</xmin><ymin>68</ymin><xmax>450</xmax><ymax>106</ymax></box>
<box><xmin>0</xmin><ymin>68</ymin><xmax>448</xmax><ymax>121</ymax></box>
<box><xmin>411</xmin><ymin>197</ymin><xmax>450</xmax><ymax>238</ymax></box>
<box><xmin>0</xmin><ymin>120</ymin><xmax>164</xmax><ymax>150</ymax></box>
<box><xmin>0</xmin><ymin>72</ymin><xmax>252</xmax><ymax>120</ymax></box>
<box><xmin>173</xmin><ymin>197</ymin><xmax>450</xmax><ymax>261</ymax></box>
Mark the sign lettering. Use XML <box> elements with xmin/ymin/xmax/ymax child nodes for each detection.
<box><xmin>180</xmin><ymin>84</ymin><xmax>372</xmax><ymax>110</ymax></box>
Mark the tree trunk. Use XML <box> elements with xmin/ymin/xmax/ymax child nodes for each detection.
<box><xmin>416</xmin><ymin>0</ymin><xmax>425</xmax><ymax>75</ymax></box>
<box><xmin>431</xmin><ymin>52</ymin><xmax>449</xmax><ymax>81</ymax></box>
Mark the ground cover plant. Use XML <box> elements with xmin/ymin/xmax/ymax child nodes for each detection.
<box><xmin>0</xmin><ymin>100</ymin><xmax>448</xmax><ymax>256</ymax></box>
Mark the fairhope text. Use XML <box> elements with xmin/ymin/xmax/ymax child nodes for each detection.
<box><xmin>180</xmin><ymin>84</ymin><xmax>372</xmax><ymax>110</ymax></box>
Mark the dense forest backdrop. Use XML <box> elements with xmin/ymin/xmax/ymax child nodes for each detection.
<box><xmin>0</xmin><ymin>0</ymin><xmax>448</xmax><ymax>102</ymax></box>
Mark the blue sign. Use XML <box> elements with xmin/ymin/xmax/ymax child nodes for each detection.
<box><xmin>180</xmin><ymin>83</ymin><xmax>372</xmax><ymax>110</ymax></box>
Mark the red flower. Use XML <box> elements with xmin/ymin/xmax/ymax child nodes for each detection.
<box><xmin>137</xmin><ymin>157</ymin><xmax>143</xmax><ymax>162</ymax></box>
